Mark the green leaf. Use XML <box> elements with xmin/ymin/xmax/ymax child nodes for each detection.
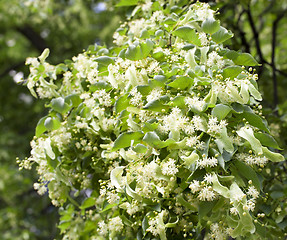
<box><xmin>80</xmin><ymin>197</ymin><xmax>96</xmax><ymax>210</ymax></box>
<box><xmin>231</xmin><ymin>102</ymin><xmax>244</xmax><ymax>113</ymax></box>
<box><xmin>155</xmin><ymin>30</ymin><xmax>164</xmax><ymax>37</ymax></box>
<box><xmin>236</xmin><ymin>53</ymin><xmax>259</xmax><ymax>66</ymax></box>
<box><xmin>143</xmin><ymin>131</ymin><xmax>176</xmax><ymax>148</ymax></box>
<box><xmin>163</xmin><ymin>17</ymin><xmax>177</xmax><ymax>26</ymax></box>
<box><xmin>271</xmin><ymin>191</ymin><xmax>285</xmax><ymax>200</ymax></box>
<box><xmin>110</xmin><ymin>166</ymin><xmax>125</xmax><ymax>190</ymax></box>
<box><xmin>132</xmin><ymin>144</ymin><xmax>148</xmax><ymax>154</ymax></box>
<box><xmin>56</xmin><ymin>63</ymin><xmax>68</xmax><ymax>74</ymax></box>
<box><xmin>170</xmin><ymin>96</ymin><xmax>185</xmax><ymax>108</ymax></box>
<box><xmin>226</xmin><ymin>84</ymin><xmax>245</xmax><ymax>104</ymax></box>
<box><xmin>165</xmin><ymin>217</ymin><xmax>179</xmax><ymax>228</ymax></box>
<box><xmin>248</xmin><ymin>81</ymin><xmax>262</xmax><ymax>100</ymax></box>
<box><xmin>116</xmin><ymin>0</ymin><xmax>138</xmax><ymax>6</ymax></box>
<box><xmin>154</xmin><ymin>75</ymin><xmax>167</xmax><ymax>85</ymax></box>
<box><xmin>237</xmin><ymin>127</ymin><xmax>262</xmax><ymax>154</ymax></box>
<box><xmin>211</xmin><ymin>26</ymin><xmax>233</xmax><ymax>43</ymax></box>
<box><xmin>90</xmin><ymin>81</ymin><xmax>112</xmax><ymax>91</ymax></box>
<box><xmin>127</xmin><ymin>106</ymin><xmax>140</xmax><ymax>114</ymax></box>
<box><xmin>143</xmin><ymin>121</ymin><xmax>159</xmax><ymax>132</ymax></box>
<box><xmin>217</xmin><ymin>154</ymin><xmax>225</xmax><ymax>170</ymax></box>
<box><xmin>176</xmin><ymin>194</ymin><xmax>197</xmax><ymax>212</ymax></box>
<box><xmin>185</xmin><ymin>48</ymin><xmax>198</xmax><ymax>68</ymax></box>
<box><xmin>215</xmin><ymin>128</ymin><xmax>234</xmax><ymax>153</ymax></box>
<box><xmin>167</xmin><ymin>76</ymin><xmax>194</xmax><ymax>90</ymax></box>
<box><xmin>125</xmin><ymin>40</ymin><xmax>154</xmax><ymax>60</ymax></box>
<box><xmin>51</xmin><ymin>97</ymin><xmax>70</xmax><ymax>114</ymax></box>
<box><xmin>65</xmin><ymin>94</ymin><xmax>81</xmax><ymax>107</ymax></box>
<box><xmin>44</xmin><ymin>117</ymin><xmax>61</xmax><ymax>131</ymax></box>
<box><xmin>218</xmin><ymin>175</ymin><xmax>234</xmax><ymax>182</ymax></box>
<box><xmin>199</xmin><ymin>201</ymin><xmax>217</xmax><ymax>219</ymax></box>
<box><xmin>212</xmin><ymin>173</ymin><xmax>230</xmax><ymax>198</ymax></box>
<box><xmin>35</xmin><ymin>116</ymin><xmax>48</xmax><ymax>137</ymax></box>
<box><xmin>44</xmin><ymin>138</ymin><xmax>55</xmax><ymax>160</ymax></box>
<box><xmin>221</xmin><ymin>148</ymin><xmax>236</xmax><ymax>162</ymax></box>
<box><xmin>181</xmin><ymin>151</ymin><xmax>199</xmax><ymax>168</ymax></box>
<box><xmin>115</xmin><ymin>94</ymin><xmax>129</xmax><ymax>114</ymax></box>
<box><xmin>225</xmin><ymin>50</ymin><xmax>259</xmax><ymax>66</ymax></box>
<box><xmin>95</xmin><ymin>56</ymin><xmax>114</xmax><ymax>66</ymax></box>
<box><xmin>143</xmin><ymin>99</ymin><xmax>169</xmax><ymax>112</ymax></box>
<box><xmin>58</xmin><ymin>221</ymin><xmax>71</xmax><ymax>233</ymax></box>
<box><xmin>142</xmin><ymin>215</ymin><xmax>148</xmax><ymax>236</ymax></box>
<box><xmin>262</xmin><ymin>147</ymin><xmax>284</xmax><ymax>162</ymax></box>
<box><xmin>234</xmin><ymin>160</ymin><xmax>261</xmax><ymax>190</ymax></box>
<box><xmin>100</xmin><ymin>203</ymin><xmax>118</xmax><ymax>213</ymax></box>
<box><xmin>211</xmin><ymin>104</ymin><xmax>231</xmax><ymax>120</ymax></box>
<box><xmin>136</xmin><ymin>85</ymin><xmax>151</xmax><ymax>95</ymax></box>
<box><xmin>229</xmin><ymin>183</ymin><xmax>255</xmax><ymax>237</ymax></box>
<box><xmin>254</xmin><ymin>132</ymin><xmax>281</xmax><ymax>149</ymax></box>
<box><xmin>173</xmin><ymin>26</ymin><xmax>201</xmax><ymax>45</ymax></box>
<box><xmin>202</xmin><ymin>18</ymin><xmax>220</xmax><ymax>34</ymax></box>
<box><xmin>125</xmin><ymin>183</ymin><xmax>142</xmax><ymax>201</ymax></box>
<box><xmin>38</xmin><ymin>48</ymin><xmax>50</xmax><ymax>62</ymax></box>
<box><xmin>241</xmin><ymin>111</ymin><xmax>269</xmax><ymax>133</ymax></box>
<box><xmin>113</xmin><ymin>131</ymin><xmax>144</xmax><ymax>150</ymax></box>
<box><xmin>222</xmin><ymin>66</ymin><xmax>242</xmax><ymax>79</ymax></box>
<box><xmin>140</xmin><ymin>29</ymin><xmax>150</xmax><ymax>39</ymax></box>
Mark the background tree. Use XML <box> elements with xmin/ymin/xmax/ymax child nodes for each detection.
<box><xmin>0</xmin><ymin>1</ymin><xmax>125</xmax><ymax>239</ymax></box>
<box><xmin>216</xmin><ymin>0</ymin><xmax>287</xmax><ymax>232</ymax></box>
<box><xmin>0</xmin><ymin>0</ymin><xmax>286</xmax><ymax>239</ymax></box>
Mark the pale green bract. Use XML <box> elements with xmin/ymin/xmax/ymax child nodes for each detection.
<box><xmin>20</xmin><ymin>1</ymin><xmax>285</xmax><ymax>239</ymax></box>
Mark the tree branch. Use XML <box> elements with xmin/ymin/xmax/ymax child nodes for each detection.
<box><xmin>16</xmin><ymin>25</ymin><xmax>48</xmax><ymax>52</ymax></box>
<box><xmin>245</xmin><ymin>4</ymin><xmax>264</xmax><ymax>76</ymax></box>
<box><xmin>271</xmin><ymin>9</ymin><xmax>287</xmax><ymax>111</ymax></box>
<box><xmin>0</xmin><ymin>26</ymin><xmax>49</xmax><ymax>80</ymax></box>
<box><xmin>236</xmin><ymin>9</ymin><xmax>251</xmax><ymax>53</ymax></box>
<box><xmin>0</xmin><ymin>61</ymin><xmax>25</xmax><ymax>79</ymax></box>
<box><xmin>262</xmin><ymin>61</ymin><xmax>287</xmax><ymax>77</ymax></box>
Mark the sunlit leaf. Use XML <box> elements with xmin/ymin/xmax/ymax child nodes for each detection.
<box><xmin>51</xmin><ymin>97</ymin><xmax>70</xmax><ymax>114</ymax></box>
<box><xmin>143</xmin><ymin>131</ymin><xmax>176</xmax><ymax>148</ymax></box>
<box><xmin>225</xmin><ymin>50</ymin><xmax>259</xmax><ymax>66</ymax></box>
<box><xmin>211</xmin><ymin>26</ymin><xmax>233</xmax><ymax>43</ymax></box>
<box><xmin>80</xmin><ymin>197</ymin><xmax>96</xmax><ymax>210</ymax></box>
<box><xmin>211</xmin><ymin>104</ymin><xmax>231</xmax><ymax>120</ymax></box>
<box><xmin>110</xmin><ymin>166</ymin><xmax>125</xmax><ymax>190</ymax></box>
<box><xmin>173</xmin><ymin>26</ymin><xmax>201</xmax><ymax>45</ymax></box>
<box><xmin>262</xmin><ymin>147</ymin><xmax>284</xmax><ymax>162</ymax></box>
<box><xmin>35</xmin><ymin>116</ymin><xmax>48</xmax><ymax>137</ymax></box>
<box><xmin>116</xmin><ymin>0</ymin><xmax>139</xmax><ymax>6</ymax></box>
<box><xmin>167</xmin><ymin>76</ymin><xmax>194</xmax><ymax>90</ymax></box>
<box><xmin>202</xmin><ymin>18</ymin><xmax>220</xmax><ymax>34</ymax></box>
<box><xmin>222</xmin><ymin>66</ymin><xmax>242</xmax><ymax>79</ymax></box>
<box><xmin>237</xmin><ymin>127</ymin><xmax>262</xmax><ymax>154</ymax></box>
<box><xmin>113</xmin><ymin>131</ymin><xmax>144</xmax><ymax>150</ymax></box>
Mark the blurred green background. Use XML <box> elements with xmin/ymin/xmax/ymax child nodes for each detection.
<box><xmin>0</xmin><ymin>0</ymin><xmax>286</xmax><ymax>239</ymax></box>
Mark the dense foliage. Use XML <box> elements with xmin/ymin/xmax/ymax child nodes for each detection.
<box><xmin>0</xmin><ymin>0</ymin><xmax>124</xmax><ymax>239</ymax></box>
<box><xmin>21</xmin><ymin>1</ymin><xmax>286</xmax><ymax>239</ymax></box>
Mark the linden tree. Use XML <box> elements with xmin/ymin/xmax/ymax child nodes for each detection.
<box><xmin>21</xmin><ymin>1</ymin><xmax>285</xmax><ymax>239</ymax></box>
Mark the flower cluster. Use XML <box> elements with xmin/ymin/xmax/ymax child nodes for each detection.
<box><xmin>21</xmin><ymin>1</ymin><xmax>284</xmax><ymax>239</ymax></box>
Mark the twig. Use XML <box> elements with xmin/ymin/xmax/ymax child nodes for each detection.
<box><xmin>271</xmin><ymin>9</ymin><xmax>287</xmax><ymax>111</ymax></box>
<box><xmin>0</xmin><ymin>61</ymin><xmax>25</xmax><ymax>79</ymax></box>
<box><xmin>236</xmin><ymin>9</ymin><xmax>251</xmax><ymax>53</ymax></box>
<box><xmin>245</xmin><ymin>4</ymin><xmax>264</xmax><ymax>76</ymax></box>
<box><xmin>263</xmin><ymin>60</ymin><xmax>287</xmax><ymax>77</ymax></box>
<box><xmin>17</xmin><ymin>25</ymin><xmax>48</xmax><ymax>52</ymax></box>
